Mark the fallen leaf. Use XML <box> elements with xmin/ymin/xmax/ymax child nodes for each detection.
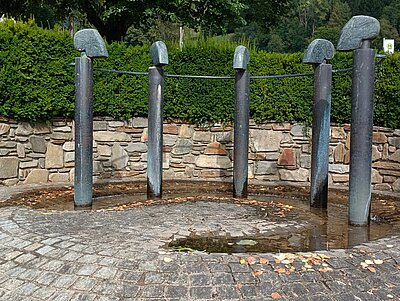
<box><xmin>163</xmin><ymin>257</ymin><xmax>173</xmax><ymax>263</ymax></box>
<box><xmin>235</xmin><ymin>283</ymin><xmax>243</xmax><ymax>289</ymax></box>
<box><xmin>364</xmin><ymin>260</ymin><xmax>374</xmax><ymax>265</ymax></box>
<box><xmin>274</xmin><ymin>267</ymin><xmax>287</xmax><ymax>273</ymax></box>
<box><xmin>271</xmin><ymin>292</ymin><xmax>282</xmax><ymax>299</ymax></box>
<box><xmin>360</xmin><ymin>262</ymin><xmax>369</xmax><ymax>269</ymax></box>
<box><xmin>319</xmin><ymin>267</ymin><xmax>332</xmax><ymax>273</ymax></box>
<box><xmin>373</xmin><ymin>259</ymin><xmax>383</xmax><ymax>265</ymax></box>
<box><xmin>247</xmin><ymin>256</ymin><xmax>257</xmax><ymax>265</ymax></box>
<box><xmin>367</xmin><ymin>266</ymin><xmax>376</xmax><ymax>273</ymax></box>
<box><xmin>239</xmin><ymin>258</ymin><xmax>247</xmax><ymax>265</ymax></box>
<box><xmin>260</xmin><ymin>258</ymin><xmax>269</xmax><ymax>264</ymax></box>
<box><xmin>252</xmin><ymin>269</ymin><xmax>263</xmax><ymax>277</ymax></box>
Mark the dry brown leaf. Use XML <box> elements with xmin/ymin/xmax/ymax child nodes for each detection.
<box><xmin>247</xmin><ymin>256</ymin><xmax>257</xmax><ymax>265</ymax></box>
<box><xmin>271</xmin><ymin>292</ymin><xmax>282</xmax><ymax>299</ymax></box>
<box><xmin>235</xmin><ymin>283</ymin><xmax>243</xmax><ymax>289</ymax></box>
<box><xmin>252</xmin><ymin>269</ymin><xmax>263</xmax><ymax>277</ymax></box>
<box><xmin>367</xmin><ymin>266</ymin><xmax>377</xmax><ymax>273</ymax></box>
<box><xmin>260</xmin><ymin>258</ymin><xmax>269</xmax><ymax>264</ymax></box>
<box><xmin>274</xmin><ymin>267</ymin><xmax>287</xmax><ymax>273</ymax></box>
<box><xmin>319</xmin><ymin>267</ymin><xmax>332</xmax><ymax>273</ymax></box>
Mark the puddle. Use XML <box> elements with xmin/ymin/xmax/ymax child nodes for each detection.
<box><xmin>167</xmin><ymin>194</ymin><xmax>397</xmax><ymax>253</ymax></box>
<box><xmin>2</xmin><ymin>180</ymin><xmax>400</xmax><ymax>252</ymax></box>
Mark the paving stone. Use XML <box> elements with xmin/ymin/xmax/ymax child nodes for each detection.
<box><xmin>189</xmin><ymin>286</ymin><xmax>214</xmax><ymax>299</ymax></box>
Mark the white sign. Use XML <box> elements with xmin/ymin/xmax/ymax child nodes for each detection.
<box><xmin>383</xmin><ymin>38</ymin><xmax>395</xmax><ymax>53</ymax></box>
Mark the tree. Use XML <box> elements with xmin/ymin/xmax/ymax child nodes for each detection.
<box><xmin>312</xmin><ymin>0</ymin><xmax>351</xmax><ymax>46</ymax></box>
<box><xmin>1</xmin><ymin>0</ymin><xmax>247</xmax><ymax>42</ymax></box>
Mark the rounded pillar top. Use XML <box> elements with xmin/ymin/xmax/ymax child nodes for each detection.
<box><xmin>303</xmin><ymin>39</ymin><xmax>335</xmax><ymax>64</ymax></box>
<box><xmin>233</xmin><ymin>46</ymin><xmax>250</xmax><ymax>70</ymax></box>
<box><xmin>150</xmin><ymin>41</ymin><xmax>169</xmax><ymax>67</ymax></box>
<box><xmin>74</xmin><ymin>29</ymin><xmax>109</xmax><ymax>58</ymax></box>
<box><xmin>337</xmin><ymin>15</ymin><xmax>380</xmax><ymax>51</ymax></box>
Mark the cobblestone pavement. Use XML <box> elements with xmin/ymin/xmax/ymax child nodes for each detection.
<box><xmin>0</xmin><ymin>184</ymin><xmax>399</xmax><ymax>301</ymax></box>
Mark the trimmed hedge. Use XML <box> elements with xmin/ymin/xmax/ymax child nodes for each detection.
<box><xmin>0</xmin><ymin>21</ymin><xmax>399</xmax><ymax>128</ymax></box>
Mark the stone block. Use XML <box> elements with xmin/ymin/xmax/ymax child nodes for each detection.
<box><xmin>254</xmin><ymin>161</ymin><xmax>278</xmax><ymax>175</ymax></box>
<box><xmin>300</xmin><ymin>154</ymin><xmax>311</xmax><ymax>168</ymax></box>
<box><xmin>17</xmin><ymin>143</ymin><xmax>25</xmax><ymax>158</ymax></box>
<box><xmin>329</xmin><ymin>164</ymin><xmax>349</xmax><ymax>174</ymax></box>
<box><xmin>16</xmin><ymin>122</ymin><xmax>33</xmax><ymax>136</ymax></box>
<box><xmin>33</xmin><ymin>123</ymin><xmax>52</xmax><ymax>134</ymax></box>
<box><xmin>64</xmin><ymin>152</ymin><xmax>74</xmax><ymax>163</ymax></box>
<box><xmin>111</xmin><ymin>144</ymin><xmax>129</xmax><ymax>170</ymax></box>
<box><xmin>97</xmin><ymin>145</ymin><xmax>112</xmax><ymax>156</ymax></box>
<box><xmin>388</xmin><ymin>137</ymin><xmax>400</xmax><ymax>148</ymax></box>
<box><xmin>29</xmin><ymin>136</ymin><xmax>47</xmax><ymax>154</ymax></box>
<box><xmin>3</xmin><ymin>178</ymin><xmax>19</xmax><ymax>186</ymax></box>
<box><xmin>108</xmin><ymin>121</ymin><xmax>124</xmax><ymax>127</ymax></box>
<box><xmin>182</xmin><ymin>155</ymin><xmax>196</xmax><ymax>164</ymax></box>
<box><xmin>172</xmin><ymin>139</ymin><xmax>193</xmax><ymax>155</ymax></box>
<box><xmin>0</xmin><ymin>123</ymin><xmax>10</xmax><ymax>135</ymax></box>
<box><xmin>93</xmin><ymin>161</ymin><xmax>104</xmax><ymax>174</ymax></box>
<box><xmin>20</xmin><ymin>161</ymin><xmax>38</xmax><ymax>169</ymax></box>
<box><xmin>371</xmin><ymin>145</ymin><xmax>381</xmax><ymax>161</ymax></box>
<box><xmin>49</xmin><ymin>173</ymin><xmax>69</xmax><ymax>183</ymax></box>
<box><xmin>163</xmin><ymin>124</ymin><xmax>179</xmax><ymax>135</ymax></box>
<box><xmin>0</xmin><ymin>141</ymin><xmax>17</xmax><ymax>148</ymax></box>
<box><xmin>141</xmin><ymin>128</ymin><xmax>148</xmax><ymax>143</ymax></box>
<box><xmin>24</xmin><ymin>169</ymin><xmax>49</xmax><ymax>184</ymax></box>
<box><xmin>126</xmin><ymin>143</ymin><xmax>147</xmax><ymax>153</ymax></box>
<box><xmin>94</xmin><ymin>131</ymin><xmax>131</xmax><ymax>142</ymax></box>
<box><xmin>393</xmin><ymin>179</ymin><xmax>400</xmax><ymax>192</ymax></box>
<box><xmin>373</xmin><ymin>183</ymin><xmax>392</xmax><ymax>191</ymax></box>
<box><xmin>250</xmin><ymin>129</ymin><xmax>282</xmax><ymax>152</ymax></box>
<box><xmin>93</xmin><ymin>121</ymin><xmax>107</xmax><ymax>131</ymax></box>
<box><xmin>279</xmin><ymin>168</ymin><xmax>309</xmax><ymax>182</ymax></box>
<box><xmin>193</xmin><ymin>131</ymin><xmax>212</xmax><ymax>142</ymax></box>
<box><xmin>130</xmin><ymin>117</ymin><xmax>148</xmax><ymax>128</ymax></box>
<box><xmin>389</xmin><ymin>150</ymin><xmax>400</xmax><ymax>162</ymax></box>
<box><xmin>164</xmin><ymin>134</ymin><xmax>177</xmax><ymax>146</ymax></box>
<box><xmin>199</xmin><ymin>169</ymin><xmax>226</xmax><ymax>178</ymax></box>
<box><xmin>290</xmin><ymin>124</ymin><xmax>306</xmax><ymax>137</ymax></box>
<box><xmin>53</xmin><ymin>126</ymin><xmax>71</xmax><ymax>133</ymax></box>
<box><xmin>195</xmin><ymin>155</ymin><xmax>231</xmax><ymax>169</ymax></box>
<box><xmin>371</xmin><ymin>169</ymin><xmax>383</xmax><ymax>184</ymax></box>
<box><xmin>331</xmin><ymin>174</ymin><xmax>349</xmax><ymax>182</ymax></box>
<box><xmin>0</xmin><ymin>157</ymin><xmax>19</xmax><ymax>179</ymax></box>
<box><xmin>179</xmin><ymin>124</ymin><xmax>194</xmax><ymax>138</ymax></box>
<box><xmin>215</xmin><ymin>131</ymin><xmax>233</xmax><ymax>143</ymax></box>
<box><xmin>62</xmin><ymin>141</ymin><xmax>74</xmax><ymax>152</ymax></box>
<box><xmin>45</xmin><ymin>144</ymin><xmax>63</xmax><ymax>169</ymax></box>
<box><xmin>372</xmin><ymin>162</ymin><xmax>400</xmax><ymax>170</ymax></box>
<box><xmin>278</xmin><ymin>148</ymin><xmax>296</xmax><ymax>166</ymax></box>
<box><xmin>334</xmin><ymin>143</ymin><xmax>345</xmax><ymax>163</ymax></box>
<box><xmin>372</xmin><ymin>132</ymin><xmax>388</xmax><ymax>144</ymax></box>
<box><xmin>204</xmin><ymin>142</ymin><xmax>228</xmax><ymax>155</ymax></box>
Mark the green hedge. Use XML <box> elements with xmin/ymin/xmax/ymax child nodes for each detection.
<box><xmin>0</xmin><ymin>20</ymin><xmax>399</xmax><ymax>128</ymax></box>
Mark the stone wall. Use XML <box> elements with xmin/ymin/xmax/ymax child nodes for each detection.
<box><xmin>0</xmin><ymin>117</ymin><xmax>399</xmax><ymax>192</ymax></box>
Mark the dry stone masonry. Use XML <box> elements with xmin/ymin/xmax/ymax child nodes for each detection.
<box><xmin>0</xmin><ymin>117</ymin><xmax>399</xmax><ymax>192</ymax></box>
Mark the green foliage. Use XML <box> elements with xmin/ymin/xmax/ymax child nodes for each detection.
<box><xmin>0</xmin><ymin>20</ymin><xmax>75</xmax><ymax>120</ymax></box>
<box><xmin>0</xmin><ymin>20</ymin><xmax>399</xmax><ymax>129</ymax></box>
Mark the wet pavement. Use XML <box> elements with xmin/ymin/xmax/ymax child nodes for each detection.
<box><xmin>0</xmin><ymin>180</ymin><xmax>399</xmax><ymax>300</ymax></box>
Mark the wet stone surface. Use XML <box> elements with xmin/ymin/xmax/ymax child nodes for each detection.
<box><xmin>0</xmin><ymin>180</ymin><xmax>399</xmax><ymax>300</ymax></box>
